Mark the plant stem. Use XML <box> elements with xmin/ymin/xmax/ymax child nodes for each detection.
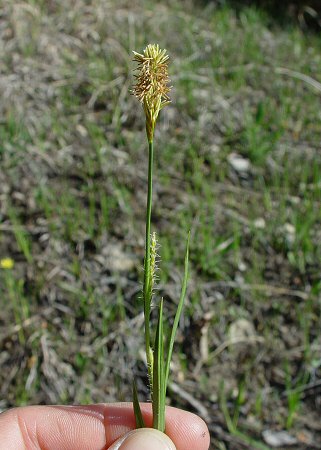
<box><xmin>152</xmin><ymin>298</ymin><xmax>165</xmax><ymax>431</ymax></box>
<box><xmin>143</xmin><ymin>139</ymin><xmax>154</xmax><ymax>383</ymax></box>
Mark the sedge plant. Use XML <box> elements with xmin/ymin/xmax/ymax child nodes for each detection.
<box><xmin>131</xmin><ymin>44</ymin><xmax>190</xmax><ymax>434</ymax></box>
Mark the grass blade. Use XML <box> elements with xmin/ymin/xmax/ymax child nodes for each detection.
<box><xmin>132</xmin><ymin>379</ymin><xmax>146</xmax><ymax>428</ymax></box>
<box><xmin>152</xmin><ymin>298</ymin><xmax>165</xmax><ymax>432</ymax></box>
<box><xmin>164</xmin><ymin>231</ymin><xmax>190</xmax><ymax>390</ymax></box>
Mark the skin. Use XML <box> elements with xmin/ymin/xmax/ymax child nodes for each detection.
<box><xmin>0</xmin><ymin>403</ymin><xmax>210</xmax><ymax>450</ymax></box>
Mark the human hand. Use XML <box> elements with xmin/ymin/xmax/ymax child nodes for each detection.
<box><xmin>0</xmin><ymin>402</ymin><xmax>210</xmax><ymax>449</ymax></box>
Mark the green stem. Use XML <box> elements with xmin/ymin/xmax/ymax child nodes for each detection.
<box><xmin>143</xmin><ymin>140</ymin><xmax>154</xmax><ymax>382</ymax></box>
<box><xmin>152</xmin><ymin>298</ymin><xmax>165</xmax><ymax>431</ymax></box>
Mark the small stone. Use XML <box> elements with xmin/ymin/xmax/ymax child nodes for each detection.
<box><xmin>284</xmin><ymin>223</ymin><xmax>295</xmax><ymax>235</ymax></box>
<box><xmin>76</xmin><ymin>124</ymin><xmax>88</xmax><ymax>137</ymax></box>
<box><xmin>238</xmin><ymin>260</ymin><xmax>247</xmax><ymax>271</ymax></box>
<box><xmin>102</xmin><ymin>243</ymin><xmax>136</xmax><ymax>272</ymax></box>
<box><xmin>253</xmin><ymin>218</ymin><xmax>266</xmax><ymax>229</ymax></box>
<box><xmin>228</xmin><ymin>153</ymin><xmax>250</xmax><ymax>172</ymax></box>
<box><xmin>210</xmin><ymin>144</ymin><xmax>220</xmax><ymax>154</ymax></box>
<box><xmin>228</xmin><ymin>318</ymin><xmax>262</xmax><ymax>361</ymax></box>
<box><xmin>262</xmin><ymin>430</ymin><xmax>298</xmax><ymax>447</ymax></box>
<box><xmin>284</xmin><ymin>223</ymin><xmax>296</xmax><ymax>245</ymax></box>
<box><xmin>229</xmin><ymin>319</ymin><xmax>256</xmax><ymax>342</ymax></box>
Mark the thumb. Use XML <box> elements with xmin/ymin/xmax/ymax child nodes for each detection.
<box><xmin>109</xmin><ymin>428</ymin><xmax>177</xmax><ymax>450</ymax></box>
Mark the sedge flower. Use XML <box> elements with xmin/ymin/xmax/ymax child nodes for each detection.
<box><xmin>132</xmin><ymin>44</ymin><xmax>171</xmax><ymax>142</ymax></box>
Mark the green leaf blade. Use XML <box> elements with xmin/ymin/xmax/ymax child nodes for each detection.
<box><xmin>164</xmin><ymin>232</ymin><xmax>190</xmax><ymax>391</ymax></box>
<box><xmin>132</xmin><ymin>379</ymin><xmax>146</xmax><ymax>428</ymax></box>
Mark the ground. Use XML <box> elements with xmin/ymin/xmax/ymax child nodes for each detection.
<box><xmin>0</xmin><ymin>1</ymin><xmax>321</xmax><ymax>448</ymax></box>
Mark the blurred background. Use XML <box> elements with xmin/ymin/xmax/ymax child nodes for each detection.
<box><xmin>0</xmin><ymin>0</ymin><xmax>321</xmax><ymax>448</ymax></box>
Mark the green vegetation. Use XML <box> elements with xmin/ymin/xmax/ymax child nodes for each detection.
<box><xmin>0</xmin><ymin>0</ymin><xmax>320</xmax><ymax>447</ymax></box>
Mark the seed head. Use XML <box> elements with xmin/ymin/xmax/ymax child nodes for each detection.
<box><xmin>150</xmin><ymin>231</ymin><xmax>159</xmax><ymax>290</ymax></box>
<box><xmin>132</xmin><ymin>44</ymin><xmax>171</xmax><ymax>142</ymax></box>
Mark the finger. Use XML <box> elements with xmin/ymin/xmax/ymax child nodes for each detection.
<box><xmin>103</xmin><ymin>403</ymin><xmax>209</xmax><ymax>449</ymax></box>
<box><xmin>108</xmin><ymin>428</ymin><xmax>176</xmax><ymax>450</ymax></box>
<box><xmin>0</xmin><ymin>403</ymin><xmax>210</xmax><ymax>450</ymax></box>
<box><xmin>0</xmin><ymin>405</ymin><xmax>106</xmax><ymax>450</ymax></box>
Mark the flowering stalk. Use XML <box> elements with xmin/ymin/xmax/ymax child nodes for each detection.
<box><xmin>143</xmin><ymin>139</ymin><xmax>154</xmax><ymax>385</ymax></box>
<box><xmin>132</xmin><ymin>44</ymin><xmax>190</xmax><ymax>434</ymax></box>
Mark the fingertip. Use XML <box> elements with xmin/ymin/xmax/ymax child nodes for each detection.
<box><xmin>109</xmin><ymin>429</ymin><xmax>176</xmax><ymax>450</ymax></box>
<box><xmin>164</xmin><ymin>407</ymin><xmax>210</xmax><ymax>450</ymax></box>
<box><xmin>184</xmin><ymin>412</ymin><xmax>210</xmax><ymax>449</ymax></box>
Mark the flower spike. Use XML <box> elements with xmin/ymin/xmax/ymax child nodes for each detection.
<box><xmin>132</xmin><ymin>44</ymin><xmax>171</xmax><ymax>142</ymax></box>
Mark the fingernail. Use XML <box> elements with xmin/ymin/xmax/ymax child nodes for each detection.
<box><xmin>109</xmin><ymin>429</ymin><xmax>176</xmax><ymax>450</ymax></box>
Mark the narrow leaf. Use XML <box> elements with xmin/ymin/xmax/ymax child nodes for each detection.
<box><xmin>132</xmin><ymin>379</ymin><xmax>146</xmax><ymax>428</ymax></box>
<box><xmin>152</xmin><ymin>298</ymin><xmax>165</xmax><ymax>432</ymax></box>
<box><xmin>164</xmin><ymin>231</ymin><xmax>190</xmax><ymax>390</ymax></box>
